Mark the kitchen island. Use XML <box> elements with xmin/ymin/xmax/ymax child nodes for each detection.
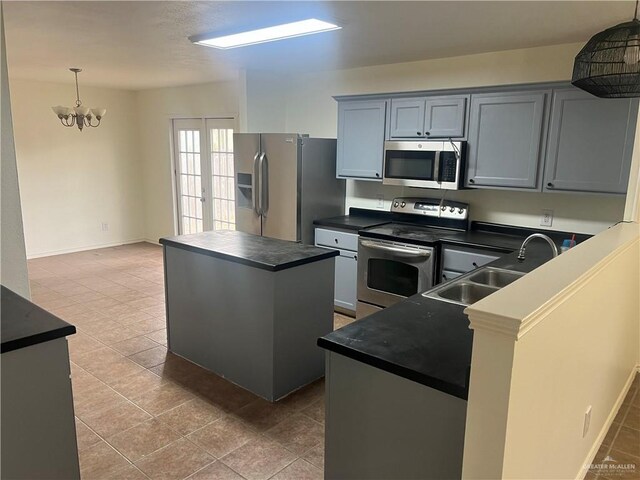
<box><xmin>160</xmin><ymin>230</ymin><xmax>338</xmax><ymax>401</ymax></box>
<box><xmin>318</xmin><ymin>244</ymin><xmax>557</xmax><ymax>479</ymax></box>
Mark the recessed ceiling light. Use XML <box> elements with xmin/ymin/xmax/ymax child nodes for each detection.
<box><xmin>189</xmin><ymin>18</ymin><xmax>342</xmax><ymax>49</ymax></box>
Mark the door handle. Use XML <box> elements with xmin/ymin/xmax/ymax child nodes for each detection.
<box><xmin>260</xmin><ymin>153</ymin><xmax>269</xmax><ymax>216</ymax></box>
<box><xmin>253</xmin><ymin>152</ymin><xmax>261</xmax><ymax>215</ymax></box>
<box><xmin>360</xmin><ymin>240</ymin><xmax>431</xmax><ymax>257</ymax></box>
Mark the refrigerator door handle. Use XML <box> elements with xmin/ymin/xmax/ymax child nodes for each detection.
<box><xmin>261</xmin><ymin>152</ymin><xmax>269</xmax><ymax>216</ymax></box>
<box><xmin>253</xmin><ymin>152</ymin><xmax>261</xmax><ymax>215</ymax></box>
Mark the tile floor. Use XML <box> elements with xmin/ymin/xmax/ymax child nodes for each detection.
<box><xmin>27</xmin><ymin>242</ymin><xmax>639</xmax><ymax>480</ymax></box>
<box><xmin>28</xmin><ymin>242</ymin><xmax>355</xmax><ymax>480</ymax></box>
<box><xmin>587</xmin><ymin>375</ymin><xmax>640</xmax><ymax>480</ymax></box>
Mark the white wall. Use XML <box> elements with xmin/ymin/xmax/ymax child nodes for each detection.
<box><xmin>463</xmin><ymin>223</ymin><xmax>640</xmax><ymax>479</ymax></box>
<box><xmin>135</xmin><ymin>80</ymin><xmax>240</xmax><ymax>243</ymax></box>
<box><xmin>1</xmin><ymin>5</ymin><xmax>29</xmax><ymax>296</ymax></box>
<box><xmin>244</xmin><ymin>42</ymin><xmax>627</xmax><ymax>235</ymax></box>
<box><xmin>10</xmin><ymin>79</ymin><xmax>144</xmax><ymax>257</ymax></box>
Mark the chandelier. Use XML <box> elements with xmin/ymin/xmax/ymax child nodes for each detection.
<box><xmin>51</xmin><ymin>68</ymin><xmax>106</xmax><ymax>131</ymax></box>
<box><xmin>572</xmin><ymin>0</ymin><xmax>640</xmax><ymax>98</ymax></box>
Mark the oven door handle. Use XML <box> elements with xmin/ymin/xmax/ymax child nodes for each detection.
<box><xmin>360</xmin><ymin>240</ymin><xmax>432</xmax><ymax>257</ymax></box>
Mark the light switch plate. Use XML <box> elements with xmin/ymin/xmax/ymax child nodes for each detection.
<box><xmin>540</xmin><ymin>209</ymin><xmax>553</xmax><ymax>227</ymax></box>
<box><xmin>376</xmin><ymin>194</ymin><xmax>384</xmax><ymax>209</ymax></box>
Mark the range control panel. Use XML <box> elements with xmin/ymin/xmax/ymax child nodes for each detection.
<box><xmin>390</xmin><ymin>197</ymin><xmax>469</xmax><ymax>221</ymax></box>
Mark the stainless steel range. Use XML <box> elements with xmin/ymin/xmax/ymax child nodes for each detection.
<box><xmin>356</xmin><ymin>197</ymin><xmax>469</xmax><ymax>319</ymax></box>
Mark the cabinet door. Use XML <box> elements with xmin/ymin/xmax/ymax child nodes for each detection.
<box><xmin>424</xmin><ymin>95</ymin><xmax>467</xmax><ymax>138</ymax></box>
<box><xmin>467</xmin><ymin>91</ymin><xmax>548</xmax><ymax>189</ymax></box>
<box><xmin>389</xmin><ymin>98</ymin><xmax>426</xmax><ymax>138</ymax></box>
<box><xmin>335</xmin><ymin>251</ymin><xmax>357</xmax><ymax>312</ymax></box>
<box><xmin>543</xmin><ymin>89</ymin><xmax>637</xmax><ymax>194</ymax></box>
<box><xmin>337</xmin><ymin>100</ymin><xmax>387</xmax><ymax>180</ymax></box>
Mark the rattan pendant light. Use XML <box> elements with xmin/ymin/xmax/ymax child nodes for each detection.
<box><xmin>572</xmin><ymin>0</ymin><xmax>640</xmax><ymax>98</ymax></box>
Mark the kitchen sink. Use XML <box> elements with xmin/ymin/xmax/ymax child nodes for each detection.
<box><xmin>423</xmin><ymin>267</ymin><xmax>525</xmax><ymax>306</ymax></box>
<box><xmin>467</xmin><ymin>267</ymin><xmax>525</xmax><ymax>288</ymax></box>
<box><xmin>433</xmin><ymin>282</ymin><xmax>498</xmax><ymax>305</ymax></box>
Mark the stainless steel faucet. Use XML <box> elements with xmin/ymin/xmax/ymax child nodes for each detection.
<box><xmin>517</xmin><ymin>233</ymin><xmax>559</xmax><ymax>261</ymax></box>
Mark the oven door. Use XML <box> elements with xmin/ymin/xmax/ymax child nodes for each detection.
<box><xmin>358</xmin><ymin>238</ymin><xmax>435</xmax><ymax>308</ymax></box>
<box><xmin>383</xmin><ymin>141</ymin><xmax>444</xmax><ymax>188</ymax></box>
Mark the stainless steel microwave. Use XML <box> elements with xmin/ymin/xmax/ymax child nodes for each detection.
<box><xmin>382</xmin><ymin>140</ymin><xmax>465</xmax><ymax>190</ymax></box>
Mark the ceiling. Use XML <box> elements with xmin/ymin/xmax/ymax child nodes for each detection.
<box><xmin>3</xmin><ymin>1</ymin><xmax>638</xmax><ymax>90</ymax></box>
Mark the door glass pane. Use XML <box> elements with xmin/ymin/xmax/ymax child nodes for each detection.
<box><xmin>210</xmin><ymin>127</ymin><xmax>235</xmax><ymax>231</ymax></box>
<box><xmin>176</xmin><ymin>126</ymin><xmax>204</xmax><ymax>235</ymax></box>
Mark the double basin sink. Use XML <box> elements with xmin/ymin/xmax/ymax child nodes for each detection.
<box><xmin>424</xmin><ymin>267</ymin><xmax>525</xmax><ymax>306</ymax></box>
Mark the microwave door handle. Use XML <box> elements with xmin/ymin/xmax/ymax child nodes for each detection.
<box><xmin>360</xmin><ymin>240</ymin><xmax>431</xmax><ymax>257</ymax></box>
<box><xmin>433</xmin><ymin>151</ymin><xmax>442</xmax><ymax>183</ymax></box>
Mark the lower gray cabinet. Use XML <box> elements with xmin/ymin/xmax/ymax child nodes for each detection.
<box><xmin>543</xmin><ymin>88</ymin><xmax>638</xmax><ymax>194</ymax></box>
<box><xmin>315</xmin><ymin>227</ymin><xmax>358</xmax><ymax>314</ymax></box>
<box><xmin>334</xmin><ymin>250</ymin><xmax>358</xmax><ymax>312</ymax></box>
<box><xmin>466</xmin><ymin>90</ymin><xmax>549</xmax><ymax>189</ymax></box>
<box><xmin>440</xmin><ymin>245</ymin><xmax>503</xmax><ymax>282</ymax></box>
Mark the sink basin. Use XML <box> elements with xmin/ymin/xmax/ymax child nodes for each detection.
<box><xmin>467</xmin><ymin>267</ymin><xmax>525</xmax><ymax>288</ymax></box>
<box><xmin>434</xmin><ymin>282</ymin><xmax>498</xmax><ymax>305</ymax></box>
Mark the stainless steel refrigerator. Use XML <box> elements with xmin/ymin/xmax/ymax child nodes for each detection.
<box><xmin>234</xmin><ymin>133</ymin><xmax>345</xmax><ymax>245</ymax></box>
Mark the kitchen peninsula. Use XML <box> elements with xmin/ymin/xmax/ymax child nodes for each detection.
<box><xmin>160</xmin><ymin>230</ymin><xmax>337</xmax><ymax>401</ymax></box>
<box><xmin>318</xmin><ymin>243</ymin><xmax>559</xmax><ymax>479</ymax></box>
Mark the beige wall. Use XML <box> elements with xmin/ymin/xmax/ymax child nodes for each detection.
<box><xmin>1</xmin><ymin>5</ymin><xmax>29</xmax><ymax>296</ymax></box>
<box><xmin>135</xmin><ymin>80</ymin><xmax>239</xmax><ymax>243</ymax></box>
<box><xmin>463</xmin><ymin>223</ymin><xmax>640</xmax><ymax>479</ymax></box>
<box><xmin>244</xmin><ymin>42</ymin><xmax>628</xmax><ymax>234</ymax></box>
<box><xmin>10</xmin><ymin>79</ymin><xmax>144</xmax><ymax>257</ymax></box>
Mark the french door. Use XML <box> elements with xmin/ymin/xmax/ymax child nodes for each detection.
<box><xmin>172</xmin><ymin>118</ymin><xmax>236</xmax><ymax>234</ymax></box>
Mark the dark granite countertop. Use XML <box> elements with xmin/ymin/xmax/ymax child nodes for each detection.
<box><xmin>317</xmin><ymin>244</ymin><xmax>557</xmax><ymax>400</ymax></box>
<box><xmin>313</xmin><ymin>212</ymin><xmax>390</xmax><ymax>232</ymax></box>
<box><xmin>160</xmin><ymin>230</ymin><xmax>338</xmax><ymax>272</ymax></box>
<box><xmin>1</xmin><ymin>285</ymin><xmax>76</xmax><ymax>354</ymax></box>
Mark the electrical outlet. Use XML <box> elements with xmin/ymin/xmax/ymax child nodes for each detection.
<box><xmin>101</xmin><ymin>222</ymin><xmax>109</xmax><ymax>232</ymax></box>
<box><xmin>376</xmin><ymin>194</ymin><xmax>384</xmax><ymax>209</ymax></box>
<box><xmin>540</xmin><ymin>209</ymin><xmax>554</xmax><ymax>227</ymax></box>
<box><xmin>583</xmin><ymin>406</ymin><xmax>592</xmax><ymax>438</ymax></box>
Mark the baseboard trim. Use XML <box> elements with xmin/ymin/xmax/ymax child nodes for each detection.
<box><xmin>144</xmin><ymin>238</ymin><xmax>161</xmax><ymax>246</ymax></box>
<box><xmin>27</xmin><ymin>239</ymin><xmax>149</xmax><ymax>259</ymax></box>
<box><xmin>576</xmin><ymin>366</ymin><xmax>639</xmax><ymax>480</ymax></box>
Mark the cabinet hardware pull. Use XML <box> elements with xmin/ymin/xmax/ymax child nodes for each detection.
<box><xmin>472</xmin><ymin>262</ymin><xmax>478</xmax><ymax>268</ymax></box>
<box><xmin>417</xmin><ymin>131</ymin><xmax>421</xmax><ymax>135</ymax></box>
<box><xmin>547</xmin><ymin>182</ymin><xmax>554</xmax><ymax>187</ymax></box>
<box><xmin>469</xmin><ymin>178</ymin><xmax>475</xmax><ymax>184</ymax></box>
<box><xmin>425</xmin><ymin>131</ymin><xmax>431</xmax><ymax>136</ymax></box>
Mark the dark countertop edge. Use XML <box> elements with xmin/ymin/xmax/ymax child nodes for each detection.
<box><xmin>159</xmin><ymin>237</ymin><xmax>339</xmax><ymax>272</ymax></box>
<box><xmin>317</xmin><ymin>337</ymin><xmax>468</xmax><ymax>400</ymax></box>
<box><xmin>1</xmin><ymin>325</ymin><xmax>77</xmax><ymax>354</ymax></box>
<box><xmin>1</xmin><ymin>286</ymin><xmax>77</xmax><ymax>354</ymax></box>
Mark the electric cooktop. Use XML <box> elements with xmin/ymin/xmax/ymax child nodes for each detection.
<box><xmin>359</xmin><ymin>197</ymin><xmax>470</xmax><ymax>245</ymax></box>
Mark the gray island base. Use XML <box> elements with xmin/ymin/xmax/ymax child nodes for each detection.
<box><xmin>160</xmin><ymin>230</ymin><xmax>337</xmax><ymax>401</ymax></box>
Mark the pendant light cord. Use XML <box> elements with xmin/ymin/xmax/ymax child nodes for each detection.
<box><xmin>74</xmin><ymin>71</ymin><xmax>81</xmax><ymax>107</ymax></box>
<box><xmin>635</xmin><ymin>0</ymin><xmax>639</xmax><ymax>20</ymax></box>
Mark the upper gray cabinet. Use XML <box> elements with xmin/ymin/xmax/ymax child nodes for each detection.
<box><xmin>466</xmin><ymin>91</ymin><xmax>549</xmax><ymax>189</ymax></box>
<box><xmin>389</xmin><ymin>95</ymin><xmax>467</xmax><ymax>139</ymax></box>
<box><xmin>543</xmin><ymin>88</ymin><xmax>638</xmax><ymax>194</ymax></box>
<box><xmin>337</xmin><ymin>100</ymin><xmax>387</xmax><ymax>180</ymax></box>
